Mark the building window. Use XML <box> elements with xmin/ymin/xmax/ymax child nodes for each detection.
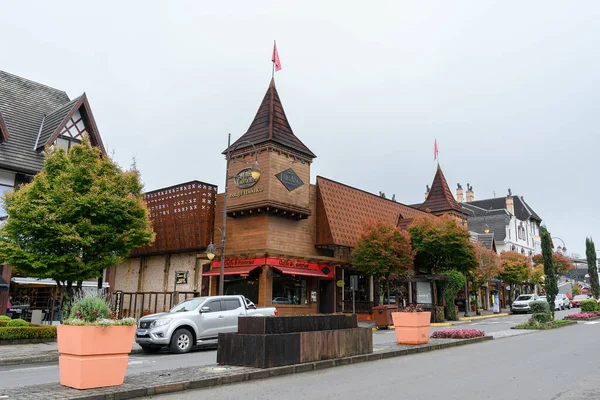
<box><xmin>0</xmin><ymin>184</ymin><xmax>12</xmax><ymax>217</ymax></box>
<box><xmin>344</xmin><ymin>271</ymin><xmax>368</xmax><ymax>302</ymax></box>
<box><xmin>222</xmin><ymin>269</ymin><xmax>260</xmax><ymax>304</ymax></box>
<box><xmin>55</xmin><ymin>136</ymin><xmax>81</xmax><ymax>151</ymax></box>
<box><xmin>416</xmin><ymin>282</ymin><xmax>432</xmax><ymax>304</ymax></box>
<box><xmin>272</xmin><ymin>273</ymin><xmax>308</xmax><ymax>305</ymax></box>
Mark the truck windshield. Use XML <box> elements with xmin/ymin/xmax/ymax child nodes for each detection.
<box><xmin>170</xmin><ymin>297</ymin><xmax>206</xmax><ymax>313</ymax></box>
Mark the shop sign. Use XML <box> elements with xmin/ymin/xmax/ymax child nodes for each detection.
<box><xmin>212</xmin><ymin>258</ymin><xmax>265</xmax><ymax>268</ymax></box>
<box><xmin>113</xmin><ymin>290</ymin><xmax>123</xmax><ymax>319</ymax></box>
<box><xmin>229</xmin><ymin>187</ymin><xmax>263</xmax><ymax>198</ymax></box>
<box><xmin>336</xmin><ymin>280</ymin><xmax>345</xmax><ymax>288</ymax></box>
<box><xmin>211</xmin><ymin>257</ymin><xmax>335</xmax><ymax>278</ymax></box>
<box><xmin>275</xmin><ymin>168</ymin><xmax>304</xmax><ymax>192</ymax></box>
<box><xmin>234</xmin><ymin>168</ymin><xmax>259</xmax><ymax>189</ymax></box>
<box><xmin>175</xmin><ymin>271</ymin><xmax>188</xmax><ymax>285</ymax></box>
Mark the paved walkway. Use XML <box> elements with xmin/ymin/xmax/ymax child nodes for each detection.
<box><xmin>0</xmin><ymin>341</ymin><xmax>142</xmax><ymax>366</ymax></box>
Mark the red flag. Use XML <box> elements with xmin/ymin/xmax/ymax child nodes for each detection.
<box><xmin>272</xmin><ymin>41</ymin><xmax>282</xmax><ymax>72</ymax></box>
<box><xmin>434</xmin><ymin>139</ymin><xmax>439</xmax><ymax>161</ymax></box>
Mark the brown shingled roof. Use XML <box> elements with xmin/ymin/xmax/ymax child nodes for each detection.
<box><xmin>225</xmin><ymin>78</ymin><xmax>316</xmax><ymax>159</ymax></box>
<box><xmin>316</xmin><ymin>176</ymin><xmax>434</xmax><ymax>248</ymax></box>
<box><xmin>419</xmin><ymin>165</ymin><xmax>468</xmax><ymax>216</ymax></box>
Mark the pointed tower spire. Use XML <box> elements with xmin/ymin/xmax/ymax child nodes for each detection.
<box><xmin>224</xmin><ymin>79</ymin><xmax>316</xmax><ymax>159</ymax></box>
<box><xmin>419</xmin><ymin>165</ymin><xmax>468</xmax><ymax>216</ymax></box>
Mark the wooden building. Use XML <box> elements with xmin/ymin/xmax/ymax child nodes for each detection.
<box><xmin>113</xmin><ymin>78</ymin><xmax>467</xmax><ymax>320</ymax></box>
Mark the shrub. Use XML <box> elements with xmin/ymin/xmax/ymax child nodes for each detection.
<box><xmin>0</xmin><ymin>326</ymin><xmax>57</xmax><ymax>340</ymax></box>
<box><xmin>530</xmin><ymin>300</ymin><xmax>550</xmax><ymax>314</ymax></box>
<box><xmin>442</xmin><ymin>270</ymin><xmax>466</xmax><ymax>321</ymax></box>
<box><xmin>7</xmin><ymin>319</ymin><xmax>28</xmax><ymax>327</ymax></box>
<box><xmin>0</xmin><ymin>315</ymin><xmax>11</xmax><ymax>321</ymax></box>
<box><xmin>430</xmin><ymin>329</ymin><xmax>485</xmax><ymax>339</ymax></box>
<box><xmin>532</xmin><ymin>313</ymin><xmax>551</xmax><ymax>323</ymax></box>
<box><xmin>68</xmin><ymin>294</ymin><xmax>111</xmax><ymax>323</ymax></box>
<box><xmin>580</xmin><ymin>299</ymin><xmax>600</xmax><ymax>312</ymax></box>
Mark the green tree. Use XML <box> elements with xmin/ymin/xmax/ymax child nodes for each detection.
<box><xmin>408</xmin><ymin>216</ymin><xmax>477</xmax><ymax>275</ymax></box>
<box><xmin>0</xmin><ymin>140</ymin><xmax>154</xmax><ymax>295</ymax></box>
<box><xmin>442</xmin><ymin>270</ymin><xmax>466</xmax><ymax>321</ymax></box>
<box><xmin>352</xmin><ymin>221</ymin><xmax>414</xmax><ymax>304</ymax></box>
<box><xmin>499</xmin><ymin>251</ymin><xmax>530</xmax><ymax>306</ymax></box>
<box><xmin>471</xmin><ymin>243</ymin><xmax>501</xmax><ymax>313</ymax></box>
<box><xmin>586</xmin><ymin>237</ymin><xmax>600</xmax><ymax>298</ymax></box>
<box><xmin>540</xmin><ymin>226</ymin><xmax>558</xmax><ymax>319</ymax></box>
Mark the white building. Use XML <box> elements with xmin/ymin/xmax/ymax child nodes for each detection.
<box><xmin>458</xmin><ymin>187</ymin><xmax>542</xmax><ymax>256</ymax></box>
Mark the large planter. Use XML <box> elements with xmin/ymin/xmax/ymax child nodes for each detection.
<box><xmin>57</xmin><ymin>324</ymin><xmax>136</xmax><ymax>389</ymax></box>
<box><xmin>391</xmin><ymin>311</ymin><xmax>431</xmax><ymax>345</ymax></box>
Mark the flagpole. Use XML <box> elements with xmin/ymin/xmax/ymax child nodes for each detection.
<box><xmin>272</xmin><ymin>40</ymin><xmax>276</xmax><ymax>79</ymax></box>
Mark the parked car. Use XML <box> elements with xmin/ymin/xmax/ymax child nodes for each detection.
<box><xmin>511</xmin><ymin>294</ymin><xmax>540</xmax><ymax>314</ymax></box>
<box><xmin>136</xmin><ymin>295</ymin><xmax>278</xmax><ymax>354</ymax></box>
<box><xmin>556</xmin><ymin>294</ymin><xmax>571</xmax><ymax>309</ymax></box>
<box><xmin>539</xmin><ymin>296</ymin><xmax>561</xmax><ymax>311</ymax></box>
<box><xmin>571</xmin><ymin>294</ymin><xmax>592</xmax><ymax>308</ymax></box>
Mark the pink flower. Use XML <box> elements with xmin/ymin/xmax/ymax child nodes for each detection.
<box><xmin>75</xmin><ymin>310</ymin><xmax>81</xmax><ymax>315</ymax></box>
<box><xmin>431</xmin><ymin>329</ymin><xmax>485</xmax><ymax>339</ymax></box>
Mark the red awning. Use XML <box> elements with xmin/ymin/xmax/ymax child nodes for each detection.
<box><xmin>203</xmin><ymin>266</ymin><xmax>260</xmax><ymax>276</ymax></box>
<box><xmin>273</xmin><ymin>266</ymin><xmax>330</xmax><ymax>278</ymax></box>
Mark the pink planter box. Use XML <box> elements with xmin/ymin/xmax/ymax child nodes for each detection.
<box><xmin>392</xmin><ymin>312</ymin><xmax>431</xmax><ymax>345</ymax></box>
<box><xmin>57</xmin><ymin>325</ymin><xmax>135</xmax><ymax>389</ymax></box>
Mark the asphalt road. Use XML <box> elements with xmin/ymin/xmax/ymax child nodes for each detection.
<box><xmin>0</xmin><ymin>308</ymin><xmax>576</xmax><ymax>389</ymax></box>
<box><xmin>151</xmin><ymin>320</ymin><xmax>600</xmax><ymax>400</ymax></box>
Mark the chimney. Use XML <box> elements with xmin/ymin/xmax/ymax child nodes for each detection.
<box><xmin>456</xmin><ymin>183</ymin><xmax>464</xmax><ymax>203</ymax></box>
<box><xmin>466</xmin><ymin>183</ymin><xmax>474</xmax><ymax>202</ymax></box>
<box><xmin>425</xmin><ymin>185</ymin><xmax>430</xmax><ymax>200</ymax></box>
<box><xmin>506</xmin><ymin>189</ymin><xmax>514</xmax><ymax>215</ymax></box>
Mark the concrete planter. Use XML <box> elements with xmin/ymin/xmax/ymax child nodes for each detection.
<box><xmin>392</xmin><ymin>311</ymin><xmax>431</xmax><ymax>345</ymax></box>
<box><xmin>57</xmin><ymin>325</ymin><xmax>135</xmax><ymax>389</ymax></box>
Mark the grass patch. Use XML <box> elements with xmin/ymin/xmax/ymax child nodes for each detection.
<box><xmin>512</xmin><ymin>319</ymin><xmax>576</xmax><ymax>330</ymax></box>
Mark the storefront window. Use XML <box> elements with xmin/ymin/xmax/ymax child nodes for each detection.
<box><xmin>222</xmin><ymin>268</ymin><xmax>260</xmax><ymax>304</ymax></box>
<box><xmin>272</xmin><ymin>272</ymin><xmax>307</xmax><ymax>305</ymax></box>
<box><xmin>344</xmin><ymin>271</ymin><xmax>368</xmax><ymax>301</ymax></box>
<box><xmin>416</xmin><ymin>282</ymin><xmax>432</xmax><ymax>304</ymax></box>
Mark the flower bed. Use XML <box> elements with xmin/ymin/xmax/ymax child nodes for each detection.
<box><xmin>564</xmin><ymin>311</ymin><xmax>600</xmax><ymax>320</ymax></box>
<box><xmin>512</xmin><ymin>319</ymin><xmax>575</xmax><ymax>330</ymax></box>
<box><xmin>430</xmin><ymin>329</ymin><xmax>485</xmax><ymax>339</ymax></box>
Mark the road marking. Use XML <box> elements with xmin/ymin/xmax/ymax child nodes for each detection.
<box><xmin>584</xmin><ymin>321</ymin><xmax>600</xmax><ymax>325</ymax></box>
<box><xmin>4</xmin><ymin>365</ymin><xmax>56</xmax><ymax>372</ymax></box>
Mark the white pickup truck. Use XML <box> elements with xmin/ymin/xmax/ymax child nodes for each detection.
<box><xmin>136</xmin><ymin>295</ymin><xmax>278</xmax><ymax>354</ymax></box>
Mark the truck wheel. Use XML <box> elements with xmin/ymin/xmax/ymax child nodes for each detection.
<box><xmin>170</xmin><ymin>328</ymin><xmax>193</xmax><ymax>354</ymax></box>
<box><xmin>140</xmin><ymin>345</ymin><xmax>161</xmax><ymax>354</ymax></box>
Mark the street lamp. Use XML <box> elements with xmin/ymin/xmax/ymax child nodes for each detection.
<box><xmin>552</xmin><ymin>237</ymin><xmax>567</xmax><ymax>254</ymax></box>
<box><xmin>206</xmin><ymin>134</ymin><xmax>261</xmax><ymax>295</ymax></box>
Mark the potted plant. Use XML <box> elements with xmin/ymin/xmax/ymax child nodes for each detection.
<box><xmin>391</xmin><ymin>304</ymin><xmax>431</xmax><ymax>345</ymax></box>
<box><xmin>57</xmin><ymin>294</ymin><xmax>136</xmax><ymax>389</ymax></box>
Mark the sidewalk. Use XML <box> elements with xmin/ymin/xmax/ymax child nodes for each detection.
<box><xmin>0</xmin><ymin>341</ymin><xmax>142</xmax><ymax>366</ymax></box>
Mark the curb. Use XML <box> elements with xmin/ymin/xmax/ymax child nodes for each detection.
<box><xmin>459</xmin><ymin>313</ymin><xmax>509</xmax><ymax>321</ymax></box>
<box><xmin>2</xmin><ymin>336</ymin><xmax>492</xmax><ymax>399</ymax></box>
<box><xmin>0</xmin><ymin>348</ymin><xmax>144</xmax><ymax>367</ymax></box>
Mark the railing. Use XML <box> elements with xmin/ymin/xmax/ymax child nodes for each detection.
<box><xmin>110</xmin><ymin>291</ymin><xmax>199</xmax><ymax>319</ymax></box>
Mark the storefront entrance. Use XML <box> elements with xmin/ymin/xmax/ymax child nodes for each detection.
<box><xmin>319</xmin><ymin>279</ymin><xmax>334</xmax><ymax>313</ymax></box>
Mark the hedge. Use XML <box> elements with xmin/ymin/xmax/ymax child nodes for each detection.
<box><xmin>0</xmin><ymin>316</ymin><xmax>11</xmax><ymax>321</ymax></box>
<box><xmin>580</xmin><ymin>299</ymin><xmax>600</xmax><ymax>312</ymax></box>
<box><xmin>7</xmin><ymin>319</ymin><xmax>28</xmax><ymax>327</ymax></box>
<box><xmin>0</xmin><ymin>326</ymin><xmax>57</xmax><ymax>340</ymax></box>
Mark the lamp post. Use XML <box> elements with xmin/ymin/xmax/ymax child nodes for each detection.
<box><xmin>206</xmin><ymin>134</ymin><xmax>261</xmax><ymax>295</ymax></box>
<box><xmin>551</xmin><ymin>237</ymin><xmax>567</xmax><ymax>255</ymax></box>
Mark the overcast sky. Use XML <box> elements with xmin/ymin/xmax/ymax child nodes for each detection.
<box><xmin>2</xmin><ymin>1</ymin><xmax>599</xmax><ymax>256</ymax></box>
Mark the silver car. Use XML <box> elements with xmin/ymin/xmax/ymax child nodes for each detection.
<box><xmin>511</xmin><ymin>294</ymin><xmax>540</xmax><ymax>313</ymax></box>
<box><xmin>136</xmin><ymin>295</ymin><xmax>277</xmax><ymax>354</ymax></box>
